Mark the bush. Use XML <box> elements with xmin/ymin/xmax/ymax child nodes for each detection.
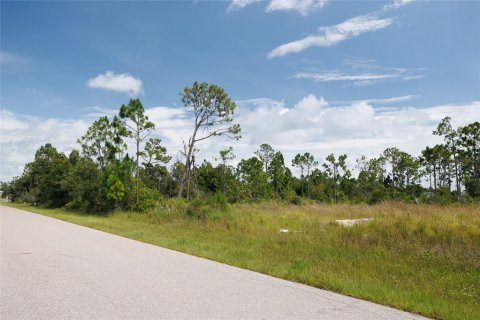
<box><xmin>282</xmin><ymin>188</ymin><xmax>302</xmax><ymax>205</ymax></box>
<box><xmin>184</xmin><ymin>193</ymin><xmax>229</xmax><ymax>219</ymax></box>
<box><xmin>163</xmin><ymin>197</ymin><xmax>189</xmax><ymax>211</ymax></box>
<box><xmin>208</xmin><ymin>192</ymin><xmax>228</xmax><ymax>211</ymax></box>
<box><xmin>435</xmin><ymin>187</ymin><xmax>457</xmax><ymax>205</ymax></box>
<box><xmin>130</xmin><ymin>187</ymin><xmax>162</xmax><ymax>211</ymax></box>
<box><xmin>152</xmin><ymin>197</ymin><xmax>189</xmax><ymax>219</ymax></box>
<box><xmin>290</xmin><ymin>195</ymin><xmax>302</xmax><ymax>205</ymax></box>
<box><xmin>421</xmin><ymin>187</ymin><xmax>457</xmax><ymax>205</ymax></box>
<box><xmin>186</xmin><ymin>197</ymin><xmax>211</xmax><ymax>219</ymax></box>
<box><xmin>17</xmin><ymin>189</ymin><xmax>38</xmax><ymax>204</ymax></box>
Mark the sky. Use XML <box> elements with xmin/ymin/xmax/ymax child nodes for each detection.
<box><xmin>1</xmin><ymin>0</ymin><xmax>479</xmax><ymax>180</ymax></box>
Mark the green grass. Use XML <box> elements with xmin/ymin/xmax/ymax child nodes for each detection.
<box><xmin>5</xmin><ymin>201</ymin><xmax>480</xmax><ymax>320</ymax></box>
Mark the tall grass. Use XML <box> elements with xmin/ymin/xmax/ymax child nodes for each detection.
<box><xmin>7</xmin><ymin>201</ymin><xmax>480</xmax><ymax>320</ymax></box>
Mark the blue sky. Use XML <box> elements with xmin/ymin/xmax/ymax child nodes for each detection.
<box><xmin>1</xmin><ymin>0</ymin><xmax>479</xmax><ymax>180</ymax></box>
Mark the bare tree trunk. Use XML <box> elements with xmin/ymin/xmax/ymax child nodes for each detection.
<box><xmin>178</xmin><ymin>136</ymin><xmax>195</xmax><ymax>198</ymax></box>
<box><xmin>178</xmin><ymin>163</ymin><xmax>188</xmax><ymax>197</ymax></box>
<box><xmin>178</xmin><ymin>122</ymin><xmax>200</xmax><ymax>198</ymax></box>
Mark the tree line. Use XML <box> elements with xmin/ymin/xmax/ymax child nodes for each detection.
<box><xmin>2</xmin><ymin>82</ymin><xmax>479</xmax><ymax>212</ymax></box>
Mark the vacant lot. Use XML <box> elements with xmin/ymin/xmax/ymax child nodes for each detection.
<box><xmin>7</xmin><ymin>201</ymin><xmax>480</xmax><ymax>320</ymax></box>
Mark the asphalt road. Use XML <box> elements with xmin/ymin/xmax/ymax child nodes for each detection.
<box><xmin>0</xmin><ymin>205</ymin><xmax>427</xmax><ymax>319</ymax></box>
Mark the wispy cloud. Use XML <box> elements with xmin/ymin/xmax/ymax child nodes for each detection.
<box><xmin>383</xmin><ymin>0</ymin><xmax>418</xmax><ymax>11</ymax></box>
<box><xmin>228</xmin><ymin>0</ymin><xmax>326</xmax><ymax>15</ymax></box>
<box><xmin>402</xmin><ymin>75</ymin><xmax>425</xmax><ymax>80</ymax></box>
<box><xmin>294</xmin><ymin>72</ymin><xmax>397</xmax><ymax>82</ymax></box>
<box><xmin>81</xmin><ymin>106</ymin><xmax>119</xmax><ymax>118</ymax></box>
<box><xmin>294</xmin><ymin>70</ymin><xmax>423</xmax><ymax>85</ymax></box>
<box><xmin>268</xmin><ymin>15</ymin><xmax>393</xmax><ymax>58</ymax></box>
<box><xmin>331</xmin><ymin>95</ymin><xmax>419</xmax><ymax>107</ymax></box>
<box><xmin>266</xmin><ymin>0</ymin><xmax>327</xmax><ymax>15</ymax></box>
<box><xmin>293</xmin><ymin>58</ymin><xmax>424</xmax><ymax>85</ymax></box>
<box><xmin>228</xmin><ymin>0</ymin><xmax>261</xmax><ymax>11</ymax></box>
<box><xmin>87</xmin><ymin>71</ymin><xmax>143</xmax><ymax>96</ymax></box>
<box><xmin>267</xmin><ymin>0</ymin><xmax>419</xmax><ymax>58</ymax></box>
<box><xmin>357</xmin><ymin>95</ymin><xmax>419</xmax><ymax>104</ymax></box>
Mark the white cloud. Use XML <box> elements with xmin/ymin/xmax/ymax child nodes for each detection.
<box><xmin>0</xmin><ymin>109</ymin><xmax>90</xmax><ymax>181</ymax></box>
<box><xmin>81</xmin><ymin>106</ymin><xmax>119</xmax><ymax>118</ymax></box>
<box><xmin>0</xmin><ymin>105</ymin><xmax>191</xmax><ymax>181</ymax></box>
<box><xmin>232</xmin><ymin>97</ymin><xmax>480</xmax><ymax>170</ymax></box>
<box><xmin>294</xmin><ymin>71</ymin><xmax>424</xmax><ymax>85</ymax></box>
<box><xmin>228</xmin><ymin>0</ymin><xmax>326</xmax><ymax>14</ymax></box>
<box><xmin>295</xmin><ymin>72</ymin><xmax>397</xmax><ymax>82</ymax></box>
<box><xmin>0</xmin><ymin>110</ymin><xmax>30</xmax><ymax>130</ymax></box>
<box><xmin>73</xmin><ymin>105</ymin><xmax>192</xmax><ymax>155</ymax></box>
<box><xmin>356</xmin><ymin>95</ymin><xmax>419</xmax><ymax>104</ymax></box>
<box><xmin>267</xmin><ymin>0</ymin><xmax>420</xmax><ymax>58</ymax></box>
<box><xmin>2</xmin><ymin>97</ymin><xmax>479</xmax><ymax>182</ymax></box>
<box><xmin>87</xmin><ymin>71</ymin><xmax>143</xmax><ymax>96</ymax></box>
<box><xmin>293</xmin><ymin>58</ymin><xmax>425</xmax><ymax>85</ymax></box>
<box><xmin>384</xmin><ymin>0</ymin><xmax>418</xmax><ymax>11</ymax></box>
<box><xmin>268</xmin><ymin>15</ymin><xmax>393</xmax><ymax>58</ymax></box>
<box><xmin>402</xmin><ymin>75</ymin><xmax>425</xmax><ymax>80</ymax></box>
<box><xmin>266</xmin><ymin>0</ymin><xmax>327</xmax><ymax>15</ymax></box>
<box><xmin>229</xmin><ymin>0</ymin><xmax>416</xmax><ymax>14</ymax></box>
<box><xmin>228</xmin><ymin>0</ymin><xmax>261</xmax><ymax>11</ymax></box>
<box><xmin>145</xmin><ymin>107</ymin><xmax>192</xmax><ymax>146</ymax></box>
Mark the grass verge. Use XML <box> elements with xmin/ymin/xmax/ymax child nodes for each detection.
<box><xmin>4</xmin><ymin>201</ymin><xmax>480</xmax><ymax>320</ymax></box>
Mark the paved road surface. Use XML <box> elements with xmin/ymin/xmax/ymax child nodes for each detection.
<box><xmin>0</xmin><ymin>205</ymin><xmax>427</xmax><ymax>319</ymax></box>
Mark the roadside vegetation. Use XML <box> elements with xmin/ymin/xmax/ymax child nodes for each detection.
<box><xmin>1</xmin><ymin>83</ymin><xmax>479</xmax><ymax>211</ymax></box>
<box><xmin>6</xmin><ymin>201</ymin><xmax>479</xmax><ymax>320</ymax></box>
<box><xmin>1</xmin><ymin>82</ymin><xmax>479</xmax><ymax>319</ymax></box>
